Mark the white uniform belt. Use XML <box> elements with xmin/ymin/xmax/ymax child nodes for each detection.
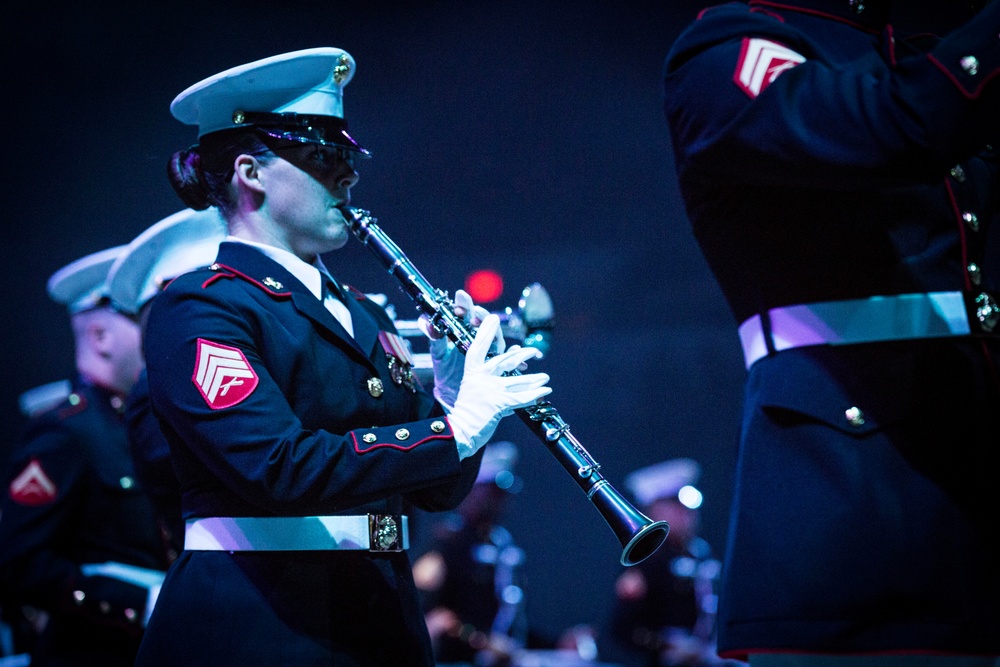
<box><xmin>738</xmin><ymin>291</ymin><xmax>974</xmax><ymax>369</ymax></box>
<box><xmin>184</xmin><ymin>515</ymin><xmax>409</xmax><ymax>552</ymax></box>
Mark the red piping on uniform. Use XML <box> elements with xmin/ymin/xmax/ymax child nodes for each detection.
<box><xmin>980</xmin><ymin>337</ymin><xmax>1000</xmax><ymax>388</ymax></box>
<box><xmin>345</xmin><ymin>285</ymin><xmax>367</xmax><ymax>300</ymax></box>
<box><xmin>885</xmin><ymin>24</ymin><xmax>896</xmax><ymax>65</ymax></box>
<box><xmin>201</xmin><ymin>263</ymin><xmax>293</xmax><ymax>297</ymax></box>
<box><xmin>56</xmin><ymin>396</ymin><xmax>88</xmax><ymax>420</ymax></box>
<box><xmin>749</xmin><ymin>7</ymin><xmax>785</xmax><ymax>21</ymax></box>
<box><xmin>943</xmin><ymin>179</ymin><xmax>971</xmax><ymax>293</ymax></box>
<box><xmin>926</xmin><ymin>54</ymin><xmax>1000</xmax><ymax>100</ymax></box>
<box><xmin>350</xmin><ymin>432</ymin><xmax>454</xmax><ymax>454</ymax></box>
<box><xmin>748</xmin><ymin>1</ymin><xmax>881</xmax><ymax>33</ymax></box>
<box><xmin>202</xmin><ymin>271</ymin><xmax>234</xmax><ymax>289</ymax></box>
<box><xmin>732</xmin><ymin>649</ymin><xmax>1000</xmax><ymax>660</ymax></box>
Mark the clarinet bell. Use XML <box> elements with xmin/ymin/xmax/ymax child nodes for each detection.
<box><xmin>586</xmin><ymin>477</ymin><xmax>670</xmax><ymax>566</ymax></box>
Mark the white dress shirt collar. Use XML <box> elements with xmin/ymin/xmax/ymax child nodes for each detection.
<box><xmin>225</xmin><ymin>236</ymin><xmax>353</xmax><ymax>336</ymax></box>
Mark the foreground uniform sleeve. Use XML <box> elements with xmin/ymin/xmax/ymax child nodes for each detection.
<box><xmin>350</xmin><ymin>297</ymin><xmax>485</xmax><ymax>512</ymax></box>
<box><xmin>663</xmin><ymin>2</ymin><xmax>1000</xmax><ymax>190</ymax></box>
<box><xmin>144</xmin><ymin>279</ymin><xmax>472</xmax><ymax>516</ymax></box>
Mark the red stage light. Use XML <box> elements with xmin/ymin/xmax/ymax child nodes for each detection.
<box><xmin>465</xmin><ymin>269</ymin><xmax>504</xmax><ymax>304</ymax></box>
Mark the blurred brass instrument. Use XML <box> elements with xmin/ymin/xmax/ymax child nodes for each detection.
<box><xmin>381</xmin><ymin>282</ymin><xmax>554</xmax><ymax>386</ymax></box>
<box><xmin>344</xmin><ymin>207</ymin><xmax>669</xmax><ymax>566</ymax></box>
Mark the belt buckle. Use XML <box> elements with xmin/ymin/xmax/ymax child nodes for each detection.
<box><xmin>973</xmin><ymin>292</ymin><xmax>1000</xmax><ymax>333</ymax></box>
<box><xmin>368</xmin><ymin>514</ymin><xmax>403</xmax><ymax>552</ymax></box>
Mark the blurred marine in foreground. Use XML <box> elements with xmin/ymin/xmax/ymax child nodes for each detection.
<box><xmin>662</xmin><ymin>0</ymin><xmax>1000</xmax><ymax>664</ymax></box>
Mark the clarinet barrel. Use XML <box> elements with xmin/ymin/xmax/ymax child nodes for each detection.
<box><xmin>343</xmin><ymin>207</ymin><xmax>669</xmax><ymax>566</ymax></box>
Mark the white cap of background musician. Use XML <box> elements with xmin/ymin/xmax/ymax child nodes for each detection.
<box><xmin>47</xmin><ymin>245</ymin><xmax>126</xmax><ymax>315</ymax></box>
<box><xmin>625</xmin><ymin>458</ymin><xmax>703</xmax><ymax>509</ymax></box>
<box><xmin>106</xmin><ymin>208</ymin><xmax>227</xmax><ymax>316</ymax></box>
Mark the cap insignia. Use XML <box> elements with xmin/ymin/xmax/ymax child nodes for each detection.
<box><xmin>333</xmin><ymin>54</ymin><xmax>352</xmax><ymax>85</ymax></box>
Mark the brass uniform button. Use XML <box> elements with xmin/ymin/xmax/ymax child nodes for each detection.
<box><xmin>119</xmin><ymin>476</ymin><xmax>134</xmax><ymax>489</ymax></box>
<box><xmin>395</xmin><ymin>429</ymin><xmax>410</xmax><ymax>441</ymax></box>
<box><xmin>430</xmin><ymin>420</ymin><xmax>446</xmax><ymax>433</ymax></box>
<box><xmin>960</xmin><ymin>55</ymin><xmax>979</xmax><ymax>76</ymax></box>
<box><xmin>99</xmin><ymin>601</ymin><xmax>111</xmax><ymax>614</ymax></box>
<box><xmin>950</xmin><ymin>165</ymin><xmax>966</xmax><ymax>182</ymax></box>
<box><xmin>362</xmin><ymin>433</ymin><xmax>377</xmax><ymax>444</ymax></box>
<box><xmin>975</xmin><ymin>293</ymin><xmax>1000</xmax><ymax>332</ymax></box>
<box><xmin>845</xmin><ymin>406</ymin><xmax>865</xmax><ymax>427</ymax></box>
<box><xmin>963</xmin><ymin>211</ymin><xmax>979</xmax><ymax>232</ymax></box>
<box><xmin>367</xmin><ymin>377</ymin><xmax>384</xmax><ymax>397</ymax></box>
<box><xmin>968</xmin><ymin>263</ymin><xmax>982</xmax><ymax>286</ymax></box>
<box><xmin>333</xmin><ymin>54</ymin><xmax>354</xmax><ymax>85</ymax></box>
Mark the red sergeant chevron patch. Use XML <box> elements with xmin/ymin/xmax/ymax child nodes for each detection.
<box><xmin>192</xmin><ymin>338</ymin><xmax>259</xmax><ymax>409</ymax></box>
<box><xmin>9</xmin><ymin>458</ymin><xmax>57</xmax><ymax>506</ymax></box>
<box><xmin>734</xmin><ymin>37</ymin><xmax>806</xmax><ymax>99</ymax></box>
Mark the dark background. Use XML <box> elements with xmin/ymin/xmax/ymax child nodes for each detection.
<box><xmin>2</xmin><ymin>0</ymin><xmax>748</xmax><ymax>654</ymax></box>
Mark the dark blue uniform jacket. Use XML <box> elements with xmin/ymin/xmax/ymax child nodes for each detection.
<box><xmin>663</xmin><ymin>0</ymin><xmax>1000</xmax><ymax>659</ymax></box>
<box><xmin>125</xmin><ymin>369</ymin><xmax>184</xmax><ymax>562</ymax></box>
<box><xmin>135</xmin><ymin>241</ymin><xmax>482</xmax><ymax>666</ymax></box>
<box><xmin>0</xmin><ymin>380</ymin><xmax>169</xmax><ymax>666</ymax></box>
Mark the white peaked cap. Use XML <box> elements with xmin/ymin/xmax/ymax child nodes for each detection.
<box><xmin>624</xmin><ymin>458</ymin><xmax>701</xmax><ymax>506</ymax></box>
<box><xmin>170</xmin><ymin>47</ymin><xmax>358</xmax><ymax>139</ymax></box>
<box><xmin>106</xmin><ymin>208</ymin><xmax>227</xmax><ymax>315</ymax></box>
<box><xmin>47</xmin><ymin>245</ymin><xmax>126</xmax><ymax>314</ymax></box>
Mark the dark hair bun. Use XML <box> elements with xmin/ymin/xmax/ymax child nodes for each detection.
<box><xmin>167</xmin><ymin>146</ymin><xmax>213</xmax><ymax>211</ymax></box>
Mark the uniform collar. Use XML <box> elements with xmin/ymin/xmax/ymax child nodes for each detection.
<box><xmin>748</xmin><ymin>0</ymin><xmax>892</xmax><ymax>31</ymax></box>
<box><xmin>213</xmin><ymin>241</ymin><xmax>381</xmax><ymax>367</ymax></box>
<box><xmin>225</xmin><ymin>236</ymin><xmax>335</xmax><ymax>301</ymax></box>
<box><xmin>74</xmin><ymin>376</ymin><xmax>127</xmax><ymax>415</ymax></box>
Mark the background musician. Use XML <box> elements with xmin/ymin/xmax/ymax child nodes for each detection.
<box><xmin>607</xmin><ymin>459</ymin><xmax>728</xmax><ymax>667</ymax></box>
<box><xmin>0</xmin><ymin>247</ymin><xmax>169</xmax><ymax>666</ymax></box>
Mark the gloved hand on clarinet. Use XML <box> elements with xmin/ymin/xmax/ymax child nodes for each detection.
<box><xmin>445</xmin><ymin>313</ymin><xmax>551</xmax><ymax>460</ymax></box>
<box><xmin>420</xmin><ymin>289</ymin><xmax>504</xmax><ymax>409</ymax></box>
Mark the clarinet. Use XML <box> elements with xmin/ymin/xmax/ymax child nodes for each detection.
<box><xmin>343</xmin><ymin>207</ymin><xmax>669</xmax><ymax>566</ymax></box>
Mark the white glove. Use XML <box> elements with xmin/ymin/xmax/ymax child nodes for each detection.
<box><xmin>421</xmin><ymin>289</ymin><xmax>503</xmax><ymax>410</ymax></box>
<box><xmin>447</xmin><ymin>314</ymin><xmax>551</xmax><ymax>460</ymax></box>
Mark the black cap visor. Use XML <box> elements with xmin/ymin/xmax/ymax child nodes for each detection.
<box><xmin>238</xmin><ymin>111</ymin><xmax>370</xmax><ymax>157</ymax></box>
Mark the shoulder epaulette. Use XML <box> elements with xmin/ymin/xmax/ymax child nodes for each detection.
<box><xmin>55</xmin><ymin>392</ymin><xmax>89</xmax><ymax>421</ymax></box>
<box><xmin>200</xmin><ymin>263</ymin><xmax>293</xmax><ymax>298</ymax></box>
